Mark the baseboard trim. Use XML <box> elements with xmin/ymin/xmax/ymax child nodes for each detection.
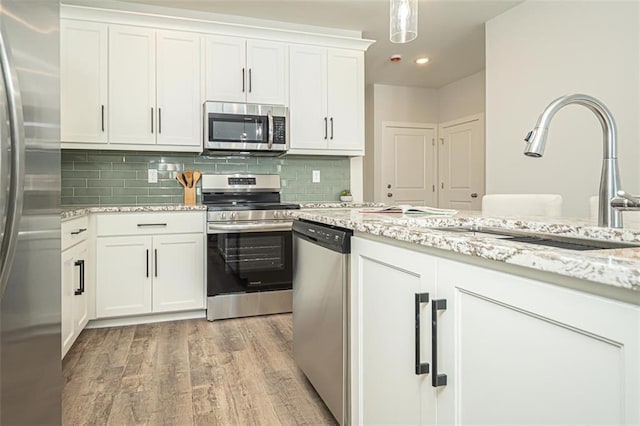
<box><xmin>86</xmin><ymin>310</ymin><xmax>206</xmax><ymax>329</ymax></box>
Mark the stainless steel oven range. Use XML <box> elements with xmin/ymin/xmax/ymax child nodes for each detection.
<box><xmin>204</xmin><ymin>174</ymin><xmax>299</xmax><ymax>321</ymax></box>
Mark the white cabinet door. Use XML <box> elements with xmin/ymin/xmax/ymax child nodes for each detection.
<box><xmin>289</xmin><ymin>45</ymin><xmax>327</xmax><ymax>150</ymax></box>
<box><xmin>351</xmin><ymin>237</ymin><xmax>437</xmax><ymax>425</ymax></box>
<box><xmin>204</xmin><ymin>35</ymin><xmax>246</xmax><ymax>103</ymax></box>
<box><xmin>109</xmin><ymin>25</ymin><xmax>156</xmax><ymax>145</ymax></box>
<box><xmin>156</xmin><ymin>30</ymin><xmax>201</xmax><ymax>147</ymax></box>
<box><xmin>327</xmin><ymin>48</ymin><xmax>364</xmax><ymax>151</ymax></box>
<box><xmin>61</xmin><ymin>248</ymin><xmax>76</xmax><ymax>358</ymax></box>
<box><xmin>60</xmin><ymin>19</ymin><xmax>107</xmax><ymax>144</ymax></box>
<box><xmin>152</xmin><ymin>234</ymin><xmax>204</xmax><ymax>312</ymax></box>
<box><xmin>246</xmin><ymin>39</ymin><xmax>287</xmax><ymax>105</ymax></box>
<box><xmin>96</xmin><ymin>236</ymin><xmax>153</xmax><ymax>318</ymax></box>
<box><xmin>437</xmin><ymin>259</ymin><xmax>640</xmax><ymax>425</ymax></box>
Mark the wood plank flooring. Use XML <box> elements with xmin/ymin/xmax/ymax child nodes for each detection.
<box><xmin>62</xmin><ymin>314</ymin><xmax>336</xmax><ymax>425</ymax></box>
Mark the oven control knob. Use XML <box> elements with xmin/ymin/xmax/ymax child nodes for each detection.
<box><xmin>230</xmin><ymin>212</ymin><xmax>238</xmax><ymax>220</ymax></box>
<box><xmin>273</xmin><ymin>211</ymin><xmax>280</xmax><ymax>219</ymax></box>
<box><xmin>219</xmin><ymin>212</ymin><xmax>226</xmax><ymax>220</ymax></box>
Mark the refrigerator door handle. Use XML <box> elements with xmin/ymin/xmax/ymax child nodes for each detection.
<box><xmin>0</xmin><ymin>27</ymin><xmax>25</xmax><ymax>299</ymax></box>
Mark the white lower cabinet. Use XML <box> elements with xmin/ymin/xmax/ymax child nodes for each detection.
<box><xmin>61</xmin><ymin>217</ymin><xmax>91</xmax><ymax>358</ymax></box>
<box><xmin>351</xmin><ymin>236</ymin><xmax>640</xmax><ymax>425</ymax></box>
<box><xmin>95</xmin><ymin>212</ymin><xmax>205</xmax><ymax>319</ymax></box>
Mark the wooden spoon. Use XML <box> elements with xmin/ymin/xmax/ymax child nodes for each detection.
<box><xmin>184</xmin><ymin>170</ymin><xmax>194</xmax><ymax>188</ymax></box>
<box><xmin>176</xmin><ymin>172</ymin><xmax>187</xmax><ymax>188</ymax></box>
<box><xmin>193</xmin><ymin>170</ymin><xmax>202</xmax><ymax>187</ymax></box>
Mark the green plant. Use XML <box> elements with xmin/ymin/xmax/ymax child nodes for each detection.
<box><xmin>340</xmin><ymin>189</ymin><xmax>351</xmax><ymax>196</ymax></box>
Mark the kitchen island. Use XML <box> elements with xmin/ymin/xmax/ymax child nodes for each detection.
<box><xmin>292</xmin><ymin>207</ymin><xmax>640</xmax><ymax>425</ymax></box>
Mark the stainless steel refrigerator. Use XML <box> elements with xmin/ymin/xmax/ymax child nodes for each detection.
<box><xmin>0</xmin><ymin>0</ymin><xmax>61</xmax><ymax>424</ymax></box>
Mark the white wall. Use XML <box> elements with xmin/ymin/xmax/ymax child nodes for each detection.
<box><xmin>438</xmin><ymin>70</ymin><xmax>485</xmax><ymax>123</ymax></box>
<box><xmin>486</xmin><ymin>1</ymin><xmax>640</xmax><ymax>218</ymax></box>
<box><xmin>364</xmin><ymin>84</ymin><xmax>439</xmax><ymax>201</ymax></box>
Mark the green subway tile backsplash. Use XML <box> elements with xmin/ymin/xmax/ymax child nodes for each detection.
<box><xmin>61</xmin><ymin>150</ymin><xmax>351</xmax><ymax>206</ymax></box>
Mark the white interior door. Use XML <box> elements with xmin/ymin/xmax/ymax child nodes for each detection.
<box><xmin>438</xmin><ymin>114</ymin><xmax>485</xmax><ymax>210</ymax></box>
<box><xmin>381</xmin><ymin>123</ymin><xmax>437</xmax><ymax>206</ymax></box>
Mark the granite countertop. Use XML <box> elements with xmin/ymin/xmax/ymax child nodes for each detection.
<box><xmin>61</xmin><ymin>204</ymin><xmax>207</xmax><ymax>220</ymax></box>
<box><xmin>292</xmin><ymin>208</ymin><xmax>640</xmax><ymax>295</ymax></box>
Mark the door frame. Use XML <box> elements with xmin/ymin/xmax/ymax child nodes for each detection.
<box><xmin>378</xmin><ymin>121</ymin><xmax>438</xmax><ymax>203</ymax></box>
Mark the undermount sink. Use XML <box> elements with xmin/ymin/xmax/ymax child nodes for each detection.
<box><xmin>427</xmin><ymin>226</ymin><xmax>640</xmax><ymax>251</ymax></box>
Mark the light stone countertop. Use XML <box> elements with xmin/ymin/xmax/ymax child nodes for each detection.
<box><xmin>61</xmin><ymin>204</ymin><xmax>207</xmax><ymax>220</ymax></box>
<box><xmin>291</xmin><ymin>208</ymin><xmax>640</xmax><ymax>295</ymax></box>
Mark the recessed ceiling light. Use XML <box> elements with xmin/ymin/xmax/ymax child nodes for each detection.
<box><xmin>415</xmin><ymin>57</ymin><xmax>430</xmax><ymax>65</ymax></box>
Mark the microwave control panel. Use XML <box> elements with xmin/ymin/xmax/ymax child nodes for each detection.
<box><xmin>273</xmin><ymin>117</ymin><xmax>286</xmax><ymax>144</ymax></box>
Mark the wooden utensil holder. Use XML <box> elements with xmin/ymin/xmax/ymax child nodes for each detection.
<box><xmin>183</xmin><ymin>186</ymin><xmax>196</xmax><ymax>206</ymax></box>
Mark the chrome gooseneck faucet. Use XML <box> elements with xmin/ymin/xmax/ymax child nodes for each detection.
<box><xmin>523</xmin><ymin>93</ymin><xmax>623</xmax><ymax>228</ymax></box>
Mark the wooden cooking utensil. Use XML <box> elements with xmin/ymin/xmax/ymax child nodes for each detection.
<box><xmin>176</xmin><ymin>172</ymin><xmax>187</xmax><ymax>188</ymax></box>
<box><xmin>193</xmin><ymin>170</ymin><xmax>202</xmax><ymax>187</ymax></box>
<box><xmin>184</xmin><ymin>170</ymin><xmax>194</xmax><ymax>188</ymax></box>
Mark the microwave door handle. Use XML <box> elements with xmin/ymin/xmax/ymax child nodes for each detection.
<box><xmin>267</xmin><ymin>110</ymin><xmax>274</xmax><ymax>150</ymax></box>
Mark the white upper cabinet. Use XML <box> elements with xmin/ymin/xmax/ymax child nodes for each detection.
<box><xmin>60</xmin><ymin>19</ymin><xmax>108</xmax><ymax>144</ymax></box>
<box><xmin>156</xmin><ymin>30</ymin><xmax>201</xmax><ymax>147</ymax></box>
<box><xmin>205</xmin><ymin>35</ymin><xmax>287</xmax><ymax>105</ymax></box>
<box><xmin>61</xmin><ymin>20</ymin><xmax>201</xmax><ymax>152</ymax></box>
<box><xmin>289</xmin><ymin>46</ymin><xmax>364</xmax><ymax>155</ymax></box>
<box><xmin>109</xmin><ymin>25</ymin><xmax>156</xmax><ymax>146</ymax></box>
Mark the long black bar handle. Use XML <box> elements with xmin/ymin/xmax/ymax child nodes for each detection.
<box><xmin>70</xmin><ymin>228</ymin><xmax>87</xmax><ymax>235</ymax></box>
<box><xmin>242</xmin><ymin>68</ymin><xmax>245</xmax><ymax>93</ymax></box>
<box><xmin>324</xmin><ymin>117</ymin><xmax>328</xmax><ymax>140</ymax></box>
<box><xmin>330</xmin><ymin>117</ymin><xmax>334</xmax><ymax>140</ymax></box>
<box><xmin>101</xmin><ymin>105</ymin><xmax>105</xmax><ymax>132</ymax></box>
<box><xmin>415</xmin><ymin>292</ymin><xmax>430</xmax><ymax>375</ymax></box>
<box><xmin>151</xmin><ymin>107</ymin><xmax>154</xmax><ymax>133</ymax></box>
<box><xmin>146</xmin><ymin>249</ymin><xmax>149</xmax><ymax>278</ymax></box>
<box><xmin>158</xmin><ymin>107</ymin><xmax>162</xmax><ymax>134</ymax></box>
<box><xmin>154</xmin><ymin>249</ymin><xmax>158</xmax><ymax>278</ymax></box>
<box><xmin>431</xmin><ymin>299</ymin><xmax>448</xmax><ymax>387</ymax></box>
<box><xmin>74</xmin><ymin>259</ymin><xmax>85</xmax><ymax>295</ymax></box>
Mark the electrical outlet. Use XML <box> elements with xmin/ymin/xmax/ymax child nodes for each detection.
<box><xmin>148</xmin><ymin>169</ymin><xmax>158</xmax><ymax>183</ymax></box>
<box><xmin>312</xmin><ymin>170</ymin><xmax>321</xmax><ymax>183</ymax></box>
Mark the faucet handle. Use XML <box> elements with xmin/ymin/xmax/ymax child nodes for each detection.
<box><xmin>612</xmin><ymin>190</ymin><xmax>640</xmax><ymax>210</ymax></box>
<box><xmin>616</xmin><ymin>190</ymin><xmax>640</xmax><ymax>202</ymax></box>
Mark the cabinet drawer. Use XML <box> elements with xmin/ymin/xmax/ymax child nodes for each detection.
<box><xmin>62</xmin><ymin>216</ymin><xmax>89</xmax><ymax>251</ymax></box>
<box><xmin>96</xmin><ymin>212</ymin><xmax>204</xmax><ymax>236</ymax></box>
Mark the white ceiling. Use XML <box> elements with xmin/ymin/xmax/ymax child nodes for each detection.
<box><xmin>119</xmin><ymin>0</ymin><xmax>521</xmax><ymax>88</ymax></box>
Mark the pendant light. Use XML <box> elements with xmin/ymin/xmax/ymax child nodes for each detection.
<box><xmin>390</xmin><ymin>0</ymin><xmax>418</xmax><ymax>43</ymax></box>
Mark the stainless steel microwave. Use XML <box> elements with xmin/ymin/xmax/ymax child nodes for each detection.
<box><xmin>203</xmin><ymin>101</ymin><xmax>288</xmax><ymax>153</ymax></box>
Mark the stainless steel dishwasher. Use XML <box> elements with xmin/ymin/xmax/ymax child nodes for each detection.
<box><xmin>292</xmin><ymin>219</ymin><xmax>352</xmax><ymax>426</ymax></box>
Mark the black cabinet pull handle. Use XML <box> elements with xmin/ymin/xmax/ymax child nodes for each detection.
<box><xmin>432</xmin><ymin>299</ymin><xmax>448</xmax><ymax>387</ymax></box>
<box><xmin>324</xmin><ymin>117</ymin><xmax>328</xmax><ymax>140</ymax></box>
<box><xmin>158</xmin><ymin>107</ymin><xmax>162</xmax><ymax>134</ymax></box>
<box><xmin>151</xmin><ymin>107</ymin><xmax>154</xmax><ymax>133</ymax></box>
<box><xmin>74</xmin><ymin>259</ymin><xmax>85</xmax><ymax>295</ymax></box>
<box><xmin>330</xmin><ymin>117</ymin><xmax>334</xmax><ymax>140</ymax></box>
<box><xmin>146</xmin><ymin>249</ymin><xmax>149</xmax><ymax>278</ymax></box>
<box><xmin>242</xmin><ymin>68</ymin><xmax>245</xmax><ymax>92</ymax></box>
<box><xmin>101</xmin><ymin>105</ymin><xmax>105</xmax><ymax>132</ymax></box>
<box><xmin>70</xmin><ymin>228</ymin><xmax>87</xmax><ymax>235</ymax></box>
<box><xmin>154</xmin><ymin>249</ymin><xmax>158</xmax><ymax>278</ymax></box>
<box><xmin>137</xmin><ymin>223</ymin><xmax>167</xmax><ymax>227</ymax></box>
<box><xmin>249</xmin><ymin>68</ymin><xmax>252</xmax><ymax>92</ymax></box>
<box><xmin>415</xmin><ymin>292</ymin><xmax>430</xmax><ymax>375</ymax></box>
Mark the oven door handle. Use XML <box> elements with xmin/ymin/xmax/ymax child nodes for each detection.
<box><xmin>207</xmin><ymin>221</ymin><xmax>292</xmax><ymax>234</ymax></box>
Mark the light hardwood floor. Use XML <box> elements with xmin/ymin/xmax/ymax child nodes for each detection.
<box><xmin>62</xmin><ymin>314</ymin><xmax>337</xmax><ymax>425</ymax></box>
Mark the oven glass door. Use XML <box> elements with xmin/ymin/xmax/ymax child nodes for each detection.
<box><xmin>207</xmin><ymin>230</ymin><xmax>292</xmax><ymax>296</ymax></box>
<box><xmin>208</xmin><ymin>113</ymin><xmax>268</xmax><ymax>143</ymax></box>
